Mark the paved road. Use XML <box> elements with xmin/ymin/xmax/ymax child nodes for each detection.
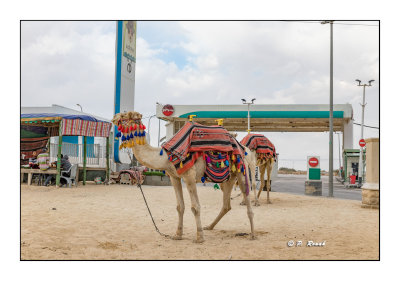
<box><xmin>271</xmin><ymin>174</ymin><xmax>361</xmax><ymax>201</ymax></box>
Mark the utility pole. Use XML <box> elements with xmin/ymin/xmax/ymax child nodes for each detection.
<box><xmin>241</xmin><ymin>98</ymin><xmax>256</xmax><ymax>133</ymax></box>
<box><xmin>355</xmin><ymin>79</ymin><xmax>374</xmax><ymax>185</ymax></box>
<box><xmin>322</xmin><ymin>20</ymin><xmax>334</xmax><ymax>197</ymax></box>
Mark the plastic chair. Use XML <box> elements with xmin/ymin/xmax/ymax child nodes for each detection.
<box><xmin>60</xmin><ymin>164</ymin><xmax>78</xmax><ymax>187</ymax></box>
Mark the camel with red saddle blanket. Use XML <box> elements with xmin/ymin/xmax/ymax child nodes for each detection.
<box><xmin>112</xmin><ymin>111</ymin><xmax>255</xmax><ymax>243</ymax></box>
<box><xmin>240</xmin><ymin>134</ymin><xmax>276</xmax><ymax>206</ymax></box>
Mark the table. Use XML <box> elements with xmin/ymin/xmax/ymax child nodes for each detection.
<box><xmin>20</xmin><ymin>169</ymin><xmax>58</xmax><ymax>186</ymax></box>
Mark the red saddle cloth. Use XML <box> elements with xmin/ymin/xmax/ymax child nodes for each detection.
<box><xmin>240</xmin><ymin>134</ymin><xmax>276</xmax><ymax>160</ymax></box>
<box><xmin>162</xmin><ymin>122</ymin><xmax>246</xmax><ymax>175</ymax></box>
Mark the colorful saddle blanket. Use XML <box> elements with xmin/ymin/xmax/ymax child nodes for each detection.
<box><xmin>240</xmin><ymin>134</ymin><xmax>276</xmax><ymax>160</ymax></box>
<box><xmin>203</xmin><ymin>152</ymin><xmax>231</xmax><ymax>183</ymax></box>
<box><xmin>162</xmin><ymin>122</ymin><xmax>246</xmax><ymax>175</ymax></box>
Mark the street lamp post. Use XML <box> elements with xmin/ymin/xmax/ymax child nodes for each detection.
<box><xmin>241</xmin><ymin>98</ymin><xmax>256</xmax><ymax>133</ymax></box>
<box><xmin>147</xmin><ymin>114</ymin><xmax>156</xmax><ymax>144</ymax></box>
<box><xmin>355</xmin><ymin>79</ymin><xmax>374</xmax><ymax>184</ymax></box>
<box><xmin>322</xmin><ymin>20</ymin><xmax>334</xmax><ymax>197</ymax></box>
<box><xmin>76</xmin><ymin>104</ymin><xmax>83</xmax><ymax>112</ymax></box>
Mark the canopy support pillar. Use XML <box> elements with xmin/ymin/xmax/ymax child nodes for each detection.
<box><xmin>106</xmin><ymin>136</ymin><xmax>110</xmax><ymax>182</ymax></box>
<box><xmin>56</xmin><ymin>125</ymin><xmax>62</xmax><ymax>187</ymax></box>
<box><xmin>83</xmin><ymin>136</ymin><xmax>87</xmax><ymax>185</ymax></box>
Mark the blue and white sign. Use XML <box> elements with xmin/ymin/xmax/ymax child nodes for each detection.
<box><xmin>114</xmin><ymin>21</ymin><xmax>136</xmax><ymax>163</ymax></box>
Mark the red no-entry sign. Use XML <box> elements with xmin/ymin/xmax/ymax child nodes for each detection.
<box><xmin>308</xmin><ymin>157</ymin><xmax>319</xmax><ymax>167</ymax></box>
<box><xmin>359</xmin><ymin>139</ymin><xmax>366</xmax><ymax>147</ymax></box>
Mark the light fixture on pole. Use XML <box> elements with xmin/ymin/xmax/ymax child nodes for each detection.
<box><xmin>355</xmin><ymin>79</ymin><xmax>374</xmax><ymax>185</ymax></box>
<box><xmin>321</xmin><ymin>20</ymin><xmax>334</xmax><ymax>197</ymax></box>
<box><xmin>76</xmin><ymin>104</ymin><xmax>83</xmax><ymax>112</ymax></box>
<box><xmin>242</xmin><ymin>98</ymin><xmax>256</xmax><ymax>134</ymax></box>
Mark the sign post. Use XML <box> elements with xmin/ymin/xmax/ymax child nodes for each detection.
<box><xmin>305</xmin><ymin>156</ymin><xmax>322</xmax><ymax>196</ymax></box>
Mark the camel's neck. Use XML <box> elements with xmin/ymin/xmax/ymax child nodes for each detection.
<box><xmin>131</xmin><ymin>143</ymin><xmax>170</xmax><ymax>170</ymax></box>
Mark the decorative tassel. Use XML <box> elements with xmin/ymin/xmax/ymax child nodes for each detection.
<box><xmin>221</xmin><ymin>161</ymin><xmax>225</xmax><ymax>168</ymax></box>
<box><xmin>180</xmin><ymin>161</ymin><xmax>183</xmax><ymax>168</ymax></box>
<box><xmin>241</xmin><ymin>166</ymin><xmax>244</xmax><ymax>173</ymax></box>
<box><xmin>118</xmin><ymin>125</ymin><xmax>122</xmax><ymax>131</ymax></box>
<box><xmin>143</xmin><ymin>125</ymin><xmax>146</xmax><ymax>130</ymax></box>
<box><xmin>218</xmin><ymin>153</ymin><xmax>222</xmax><ymax>159</ymax></box>
<box><xmin>206</xmin><ymin>156</ymin><xmax>211</xmax><ymax>164</ymax></box>
<box><xmin>133</xmin><ymin>124</ymin><xmax>137</xmax><ymax>130</ymax></box>
<box><xmin>237</xmin><ymin>157</ymin><xmax>240</xmax><ymax>163</ymax></box>
<box><xmin>201</xmin><ymin>176</ymin><xmax>205</xmax><ymax>183</ymax></box>
<box><xmin>225</xmin><ymin>160</ymin><xmax>229</xmax><ymax>167</ymax></box>
<box><xmin>160</xmin><ymin>149</ymin><xmax>163</xmax><ymax>156</ymax></box>
<box><xmin>134</xmin><ymin>131</ymin><xmax>138</xmax><ymax>137</ymax></box>
<box><xmin>130</xmin><ymin>133</ymin><xmax>133</xmax><ymax>138</ymax></box>
<box><xmin>245</xmin><ymin>151</ymin><xmax>248</xmax><ymax>156</ymax></box>
<box><xmin>232</xmin><ymin>154</ymin><xmax>236</xmax><ymax>161</ymax></box>
<box><xmin>143</xmin><ymin>131</ymin><xmax>146</xmax><ymax>136</ymax></box>
<box><xmin>162</xmin><ymin>170</ymin><xmax>165</xmax><ymax>175</ymax></box>
<box><xmin>129</xmin><ymin>125</ymin><xmax>134</xmax><ymax>131</ymax></box>
<box><xmin>116</xmin><ymin>132</ymin><xmax>121</xmax><ymax>138</ymax></box>
<box><xmin>136</xmin><ymin>138</ymin><xmax>139</xmax><ymax>144</ymax></box>
<box><xmin>232</xmin><ymin>164</ymin><xmax>236</xmax><ymax>172</ymax></box>
<box><xmin>214</xmin><ymin>184</ymin><xmax>220</xmax><ymax>190</ymax></box>
<box><xmin>122</xmin><ymin>135</ymin><xmax>126</xmax><ymax>141</ymax></box>
<box><xmin>216</xmin><ymin>162</ymin><xmax>219</xmax><ymax>168</ymax></box>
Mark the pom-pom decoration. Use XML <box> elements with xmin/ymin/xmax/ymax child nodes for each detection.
<box><xmin>160</xmin><ymin>149</ymin><xmax>163</xmax><ymax>156</ymax></box>
<box><xmin>201</xmin><ymin>176</ymin><xmax>205</xmax><ymax>183</ymax></box>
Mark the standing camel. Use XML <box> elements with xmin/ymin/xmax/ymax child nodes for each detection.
<box><xmin>112</xmin><ymin>112</ymin><xmax>255</xmax><ymax>243</ymax></box>
<box><xmin>240</xmin><ymin>134</ymin><xmax>276</xmax><ymax>205</ymax></box>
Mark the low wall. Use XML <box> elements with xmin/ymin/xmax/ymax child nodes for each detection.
<box><xmin>143</xmin><ymin>175</ymin><xmax>171</xmax><ymax>186</ymax></box>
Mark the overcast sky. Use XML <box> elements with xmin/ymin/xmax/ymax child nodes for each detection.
<box><xmin>21</xmin><ymin>21</ymin><xmax>379</xmax><ymax>170</ymax></box>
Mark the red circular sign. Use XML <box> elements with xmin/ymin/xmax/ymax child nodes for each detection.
<box><xmin>309</xmin><ymin>157</ymin><xmax>319</xmax><ymax>167</ymax></box>
<box><xmin>359</xmin><ymin>139</ymin><xmax>366</xmax><ymax>147</ymax></box>
<box><xmin>162</xmin><ymin>104</ymin><xmax>174</xmax><ymax>116</ymax></box>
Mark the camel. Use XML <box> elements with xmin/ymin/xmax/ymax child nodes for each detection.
<box><xmin>112</xmin><ymin>112</ymin><xmax>255</xmax><ymax>243</ymax></box>
<box><xmin>232</xmin><ymin>133</ymin><xmax>275</xmax><ymax>206</ymax></box>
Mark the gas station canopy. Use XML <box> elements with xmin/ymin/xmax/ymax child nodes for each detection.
<box><xmin>156</xmin><ymin>104</ymin><xmax>353</xmax><ymax>132</ymax></box>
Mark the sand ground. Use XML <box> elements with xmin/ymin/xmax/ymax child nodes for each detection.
<box><xmin>21</xmin><ymin>184</ymin><xmax>379</xmax><ymax>260</ymax></box>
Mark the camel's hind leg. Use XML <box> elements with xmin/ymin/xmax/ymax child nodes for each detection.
<box><xmin>257</xmin><ymin>164</ymin><xmax>266</xmax><ymax>199</ymax></box>
<box><xmin>170</xmin><ymin>176</ymin><xmax>185</xmax><ymax>240</ymax></box>
<box><xmin>237</xmin><ymin>170</ymin><xmax>255</xmax><ymax>240</ymax></box>
<box><xmin>204</xmin><ymin>176</ymin><xmax>235</xmax><ymax>230</ymax></box>
<box><xmin>183</xmin><ymin>177</ymin><xmax>204</xmax><ymax>243</ymax></box>
<box><xmin>266</xmin><ymin>159</ymin><xmax>274</xmax><ymax>204</ymax></box>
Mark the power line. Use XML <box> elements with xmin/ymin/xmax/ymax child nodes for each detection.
<box><xmin>354</xmin><ymin>122</ymin><xmax>379</xmax><ymax>129</ymax></box>
<box><xmin>279</xmin><ymin>21</ymin><xmax>379</xmax><ymax>27</ymax></box>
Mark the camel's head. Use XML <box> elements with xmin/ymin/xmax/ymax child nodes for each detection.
<box><xmin>112</xmin><ymin>111</ymin><xmax>147</xmax><ymax>148</ymax></box>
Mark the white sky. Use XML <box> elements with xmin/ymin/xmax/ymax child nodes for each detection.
<box><xmin>21</xmin><ymin>20</ymin><xmax>379</xmax><ymax>170</ymax></box>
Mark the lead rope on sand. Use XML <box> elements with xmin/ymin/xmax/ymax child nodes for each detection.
<box><xmin>137</xmin><ymin>183</ymin><xmax>171</xmax><ymax>239</ymax></box>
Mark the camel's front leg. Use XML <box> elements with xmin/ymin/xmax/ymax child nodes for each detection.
<box><xmin>266</xmin><ymin>159</ymin><xmax>274</xmax><ymax>204</ymax></box>
<box><xmin>184</xmin><ymin>179</ymin><xmax>204</xmax><ymax>243</ymax></box>
<box><xmin>237</xmin><ymin>171</ymin><xmax>255</xmax><ymax>240</ymax></box>
<box><xmin>170</xmin><ymin>177</ymin><xmax>185</xmax><ymax>240</ymax></box>
<box><xmin>250</xmin><ymin>163</ymin><xmax>259</xmax><ymax>206</ymax></box>
<box><xmin>204</xmin><ymin>177</ymin><xmax>235</xmax><ymax>230</ymax></box>
<box><xmin>257</xmin><ymin>164</ymin><xmax>266</xmax><ymax>199</ymax></box>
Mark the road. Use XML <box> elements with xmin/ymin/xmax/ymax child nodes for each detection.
<box><xmin>271</xmin><ymin>174</ymin><xmax>361</xmax><ymax>201</ymax></box>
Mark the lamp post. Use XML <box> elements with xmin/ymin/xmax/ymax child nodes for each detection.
<box><xmin>322</xmin><ymin>20</ymin><xmax>334</xmax><ymax>197</ymax></box>
<box><xmin>147</xmin><ymin>114</ymin><xmax>156</xmax><ymax>144</ymax></box>
<box><xmin>76</xmin><ymin>104</ymin><xmax>83</xmax><ymax>112</ymax></box>
<box><xmin>241</xmin><ymin>98</ymin><xmax>256</xmax><ymax>133</ymax></box>
<box><xmin>355</xmin><ymin>79</ymin><xmax>374</xmax><ymax>185</ymax></box>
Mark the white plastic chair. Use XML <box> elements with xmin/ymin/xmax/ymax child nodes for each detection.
<box><xmin>60</xmin><ymin>164</ymin><xmax>78</xmax><ymax>187</ymax></box>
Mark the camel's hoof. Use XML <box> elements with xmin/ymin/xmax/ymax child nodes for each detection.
<box><xmin>171</xmin><ymin>235</ymin><xmax>183</xmax><ymax>240</ymax></box>
<box><xmin>254</xmin><ymin>201</ymin><xmax>260</xmax><ymax>207</ymax></box>
<box><xmin>267</xmin><ymin>200</ymin><xmax>272</xmax><ymax>204</ymax></box>
<box><xmin>203</xmin><ymin>225</ymin><xmax>213</xmax><ymax>230</ymax></box>
<box><xmin>194</xmin><ymin>237</ymin><xmax>205</xmax><ymax>243</ymax></box>
<box><xmin>250</xmin><ymin>234</ymin><xmax>257</xmax><ymax>240</ymax></box>
<box><xmin>239</xmin><ymin>201</ymin><xmax>246</xmax><ymax>206</ymax></box>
